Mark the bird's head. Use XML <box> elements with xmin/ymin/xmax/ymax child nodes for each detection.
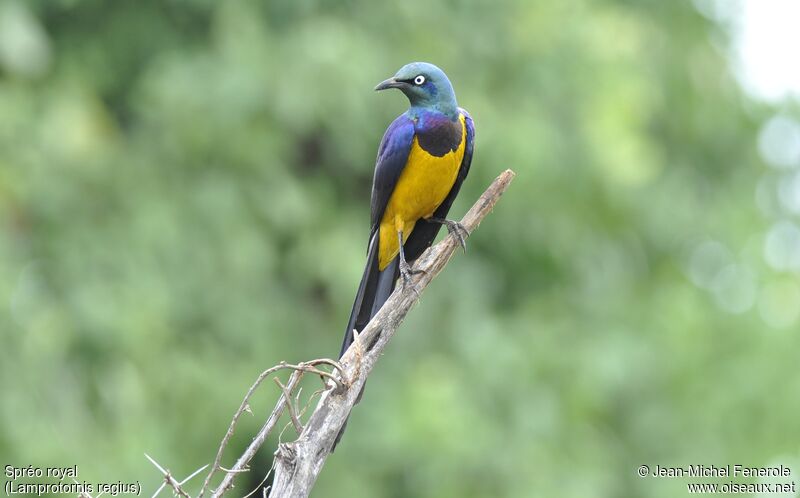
<box><xmin>375</xmin><ymin>62</ymin><xmax>458</xmax><ymax>118</ymax></box>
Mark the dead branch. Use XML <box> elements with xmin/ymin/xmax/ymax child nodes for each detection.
<box><xmin>201</xmin><ymin>359</ymin><xmax>345</xmax><ymax>498</ymax></box>
<box><xmin>154</xmin><ymin>169</ymin><xmax>515</xmax><ymax>498</ymax></box>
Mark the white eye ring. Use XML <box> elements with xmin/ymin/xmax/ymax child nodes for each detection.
<box><xmin>413</xmin><ymin>75</ymin><xmax>426</xmax><ymax>85</ymax></box>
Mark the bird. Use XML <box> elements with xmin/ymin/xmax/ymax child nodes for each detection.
<box><xmin>333</xmin><ymin>62</ymin><xmax>475</xmax><ymax>449</ymax></box>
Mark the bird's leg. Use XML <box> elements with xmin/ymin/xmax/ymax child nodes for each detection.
<box><xmin>425</xmin><ymin>216</ymin><xmax>469</xmax><ymax>252</ymax></box>
<box><xmin>397</xmin><ymin>230</ymin><xmax>423</xmax><ymax>295</ymax></box>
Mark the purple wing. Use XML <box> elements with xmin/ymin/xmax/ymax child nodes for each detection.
<box><xmin>340</xmin><ymin>114</ymin><xmax>413</xmax><ymax>356</ymax></box>
<box><xmin>369</xmin><ymin>114</ymin><xmax>416</xmax><ymax>236</ymax></box>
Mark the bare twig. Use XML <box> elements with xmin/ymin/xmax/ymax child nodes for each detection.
<box><xmin>199</xmin><ymin>359</ymin><xmax>346</xmax><ymax>498</ymax></box>
<box><xmin>145</xmin><ymin>453</ymin><xmax>202</xmax><ymax>498</ymax></box>
<box><xmin>199</xmin><ymin>364</ymin><xmax>291</xmax><ymax>497</ymax></box>
<box><xmin>242</xmin><ymin>459</ymin><xmax>277</xmax><ymax>498</ymax></box>
<box><xmin>207</xmin><ymin>369</ymin><xmax>303</xmax><ymax>497</ymax></box>
<box><xmin>274</xmin><ymin>378</ymin><xmax>304</xmax><ymax>434</ymax></box>
<box><xmin>217</xmin><ymin>467</ymin><xmax>249</xmax><ymax>474</ymax></box>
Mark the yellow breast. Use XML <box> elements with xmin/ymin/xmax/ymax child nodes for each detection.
<box><xmin>377</xmin><ymin>113</ymin><xmax>467</xmax><ymax>270</ymax></box>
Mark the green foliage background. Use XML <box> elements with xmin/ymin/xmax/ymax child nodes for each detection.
<box><xmin>1</xmin><ymin>1</ymin><xmax>799</xmax><ymax>497</ymax></box>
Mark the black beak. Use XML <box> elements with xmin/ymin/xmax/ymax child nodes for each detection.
<box><xmin>374</xmin><ymin>77</ymin><xmax>403</xmax><ymax>91</ymax></box>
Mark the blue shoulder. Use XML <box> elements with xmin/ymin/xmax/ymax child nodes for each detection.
<box><xmin>369</xmin><ymin>114</ymin><xmax>415</xmax><ymax>232</ymax></box>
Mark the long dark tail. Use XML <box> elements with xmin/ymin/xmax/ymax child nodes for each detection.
<box><xmin>339</xmin><ymin>231</ymin><xmax>399</xmax><ymax>358</ymax></box>
<box><xmin>334</xmin><ymin>231</ymin><xmax>399</xmax><ymax>450</ymax></box>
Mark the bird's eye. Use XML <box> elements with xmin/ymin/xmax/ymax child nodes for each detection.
<box><xmin>413</xmin><ymin>75</ymin><xmax>426</xmax><ymax>85</ymax></box>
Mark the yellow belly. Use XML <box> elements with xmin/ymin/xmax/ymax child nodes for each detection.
<box><xmin>378</xmin><ymin>114</ymin><xmax>467</xmax><ymax>270</ymax></box>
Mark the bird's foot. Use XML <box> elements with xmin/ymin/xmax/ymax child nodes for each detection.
<box><xmin>398</xmin><ymin>258</ymin><xmax>423</xmax><ymax>297</ymax></box>
<box><xmin>427</xmin><ymin>217</ymin><xmax>469</xmax><ymax>252</ymax></box>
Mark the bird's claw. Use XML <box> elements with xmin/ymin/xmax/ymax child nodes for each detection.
<box><xmin>399</xmin><ymin>259</ymin><xmax>421</xmax><ymax>297</ymax></box>
<box><xmin>448</xmin><ymin>221</ymin><xmax>469</xmax><ymax>252</ymax></box>
<box><xmin>429</xmin><ymin>217</ymin><xmax>469</xmax><ymax>252</ymax></box>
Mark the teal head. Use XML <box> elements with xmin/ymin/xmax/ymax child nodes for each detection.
<box><xmin>375</xmin><ymin>62</ymin><xmax>458</xmax><ymax>118</ymax></box>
